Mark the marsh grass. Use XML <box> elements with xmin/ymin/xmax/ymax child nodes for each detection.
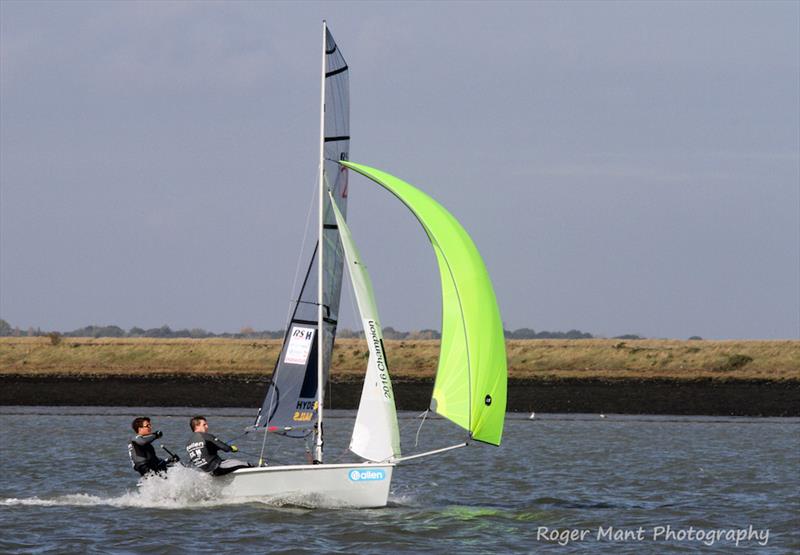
<box><xmin>0</xmin><ymin>337</ymin><xmax>797</xmax><ymax>381</ymax></box>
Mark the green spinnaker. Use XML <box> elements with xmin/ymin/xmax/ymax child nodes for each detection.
<box><xmin>340</xmin><ymin>161</ymin><xmax>507</xmax><ymax>446</ymax></box>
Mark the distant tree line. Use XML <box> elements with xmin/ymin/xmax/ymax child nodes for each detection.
<box><xmin>503</xmin><ymin>327</ymin><xmax>594</xmax><ymax>339</ymax></box>
<box><xmin>0</xmin><ymin>320</ymin><xmax>284</xmax><ymax>340</ymax></box>
<box><xmin>0</xmin><ymin>318</ymin><xmax>664</xmax><ymax>340</ymax></box>
<box><xmin>0</xmin><ymin>321</ymin><xmax>444</xmax><ymax>340</ymax></box>
<box><xmin>339</xmin><ymin>327</ymin><xmax>443</xmax><ymax>340</ymax></box>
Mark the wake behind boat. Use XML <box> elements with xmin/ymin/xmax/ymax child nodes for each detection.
<box><xmin>217</xmin><ymin>22</ymin><xmax>507</xmax><ymax>508</ymax></box>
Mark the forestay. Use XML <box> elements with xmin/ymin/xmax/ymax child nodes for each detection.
<box><xmin>254</xmin><ymin>27</ymin><xmax>350</xmax><ymax>435</ymax></box>
<box><xmin>339</xmin><ymin>161</ymin><xmax>507</xmax><ymax>446</ymax></box>
<box><xmin>328</xmin><ymin>192</ymin><xmax>401</xmax><ymax>462</ymax></box>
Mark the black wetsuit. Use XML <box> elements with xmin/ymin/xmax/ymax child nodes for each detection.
<box><xmin>185</xmin><ymin>432</ymin><xmax>250</xmax><ymax>476</ymax></box>
<box><xmin>129</xmin><ymin>433</ymin><xmax>168</xmax><ymax>476</ymax></box>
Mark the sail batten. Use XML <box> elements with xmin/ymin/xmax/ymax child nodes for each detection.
<box><xmin>339</xmin><ymin>161</ymin><xmax>507</xmax><ymax>446</ymax></box>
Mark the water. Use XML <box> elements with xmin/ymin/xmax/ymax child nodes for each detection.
<box><xmin>0</xmin><ymin>407</ymin><xmax>797</xmax><ymax>553</ymax></box>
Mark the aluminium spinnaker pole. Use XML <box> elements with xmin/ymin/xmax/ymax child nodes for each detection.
<box><xmin>315</xmin><ymin>20</ymin><xmax>327</xmax><ymax>464</ymax></box>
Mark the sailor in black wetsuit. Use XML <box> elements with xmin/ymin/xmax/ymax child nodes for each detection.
<box><xmin>128</xmin><ymin>417</ymin><xmax>179</xmax><ymax>476</ymax></box>
<box><xmin>185</xmin><ymin>416</ymin><xmax>251</xmax><ymax>476</ymax></box>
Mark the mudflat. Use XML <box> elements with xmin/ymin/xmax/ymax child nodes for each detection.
<box><xmin>1</xmin><ymin>337</ymin><xmax>797</xmax><ymax>415</ymax></box>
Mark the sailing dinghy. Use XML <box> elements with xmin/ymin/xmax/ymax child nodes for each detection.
<box><xmin>221</xmin><ymin>22</ymin><xmax>507</xmax><ymax>508</ymax></box>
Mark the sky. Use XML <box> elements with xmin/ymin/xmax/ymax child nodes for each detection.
<box><xmin>1</xmin><ymin>1</ymin><xmax>798</xmax><ymax>339</ymax></box>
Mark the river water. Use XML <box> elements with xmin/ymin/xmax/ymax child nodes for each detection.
<box><xmin>0</xmin><ymin>407</ymin><xmax>797</xmax><ymax>553</ymax></box>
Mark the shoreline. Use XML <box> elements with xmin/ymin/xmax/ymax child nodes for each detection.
<box><xmin>1</xmin><ymin>376</ymin><xmax>797</xmax><ymax>416</ymax></box>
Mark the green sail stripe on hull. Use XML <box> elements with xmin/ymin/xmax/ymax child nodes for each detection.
<box><xmin>339</xmin><ymin>161</ymin><xmax>507</xmax><ymax>446</ymax></box>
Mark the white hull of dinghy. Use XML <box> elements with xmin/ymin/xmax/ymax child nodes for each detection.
<box><xmin>221</xmin><ymin>462</ymin><xmax>395</xmax><ymax>508</ymax></box>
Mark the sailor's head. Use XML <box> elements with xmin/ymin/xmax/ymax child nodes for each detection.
<box><xmin>132</xmin><ymin>416</ymin><xmax>152</xmax><ymax>434</ymax></box>
<box><xmin>190</xmin><ymin>416</ymin><xmax>209</xmax><ymax>432</ymax></box>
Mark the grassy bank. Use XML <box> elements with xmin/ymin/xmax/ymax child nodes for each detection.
<box><xmin>0</xmin><ymin>337</ymin><xmax>797</xmax><ymax>381</ymax></box>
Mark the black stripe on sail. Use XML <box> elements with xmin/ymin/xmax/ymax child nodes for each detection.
<box><xmin>293</xmin><ymin>317</ymin><xmax>339</xmax><ymax>326</ymax></box>
<box><xmin>325</xmin><ymin>65</ymin><xmax>348</xmax><ymax>78</ymax></box>
<box><xmin>326</xmin><ymin>45</ymin><xmax>337</xmax><ymax>55</ymax></box>
<box><xmin>323</xmin><ymin>224</ymin><xmax>338</xmax><ymax>230</ymax></box>
<box><xmin>324</xmin><ymin>136</ymin><xmax>350</xmax><ymax>142</ymax></box>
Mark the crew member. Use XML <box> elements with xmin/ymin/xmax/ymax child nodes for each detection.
<box><xmin>128</xmin><ymin>417</ymin><xmax>180</xmax><ymax>476</ymax></box>
<box><xmin>185</xmin><ymin>416</ymin><xmax>251</xmax><ymax>476</ymax></box>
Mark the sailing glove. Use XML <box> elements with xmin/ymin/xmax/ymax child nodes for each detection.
<box><xmin>154</xmin><ymin>430</ymin><xmax>163</xmax><ymax>439</ymax></box>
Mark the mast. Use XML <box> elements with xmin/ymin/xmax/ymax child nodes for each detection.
<box><xmin>315</xmin><ymin>20</ymin><xmax>327</xmax><ymax>463</ymax></box>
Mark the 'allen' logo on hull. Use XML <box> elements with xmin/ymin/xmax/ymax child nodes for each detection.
<box><xmin>348</xmin><ymin>469</ymin><xmax>386</xmax><ymax>481</ymax></box>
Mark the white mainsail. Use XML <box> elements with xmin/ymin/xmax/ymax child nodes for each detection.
<box><xmin>329</xmin><ymin>192</ymin><xmax>401</xmax><ymax>462</ymax></box>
